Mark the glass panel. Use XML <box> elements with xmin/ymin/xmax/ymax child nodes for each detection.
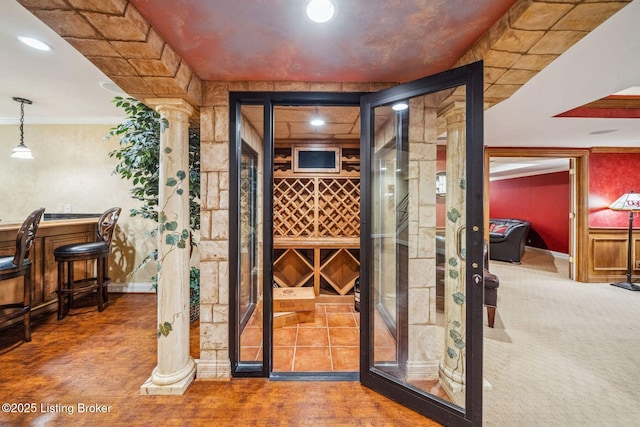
<box><xmin>239</xmin><ymin>105</ymin><xmax>264</xmax><ymax>364</ymax></box>
<box><xmin>370</xmin><ymin>87</ymin><xmax>467</xmax><ymax>409</ymax></box>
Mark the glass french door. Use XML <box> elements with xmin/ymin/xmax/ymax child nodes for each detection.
<box><xmin>359</xmin><ymin>61</ymin><xmax>485</xmax><ymax>425</ymax></box>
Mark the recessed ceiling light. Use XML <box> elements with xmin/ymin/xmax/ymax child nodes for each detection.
<box><xmin>310</xmin><ymin>118</ymin><xmax>325</xmax><ymax>126</ymax></box>
<box><xmin>589</xmin><ymin>129</ymin><xmax>618</xmax><ymax>135</ymax></box>
<box><xmin>392</xmin><ymin>102</ymin><xmax>408</xmax><ymax>111</ymax></box>
<box><xmin>306</xmin><ymin>0</ymin><xmax>335</xmax><ymax>23</ymax></box>
<box><xmin>100</xmin><ymin>81</ymin><xmax>126</xmax><ymax>94</ymax></box>
<box><xmin>18</xmin><ymin>36</ymin><xmax>52</xmax><ymax>51</ymax></box>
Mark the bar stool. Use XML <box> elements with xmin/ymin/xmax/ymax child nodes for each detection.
<box><xmin>54</xmin><ymin>207</ymin><xmax>121</xmax><ymax>320</ymax></box>
<box><xmin>0</xmin><ymin>208</ymin><xmax>45</xmax><ymax>342</ymax></box>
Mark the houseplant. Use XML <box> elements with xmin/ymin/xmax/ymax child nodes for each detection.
<box><xmin>107</xmin><ymin>96</ymin><xmax>201</xmax><ymax>320</ymax></box>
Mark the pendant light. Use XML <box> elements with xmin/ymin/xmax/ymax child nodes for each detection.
<box><xmin>11</xmin><ymin>97</ymin><xmax>33</xmax><ymax>159</ymax></box>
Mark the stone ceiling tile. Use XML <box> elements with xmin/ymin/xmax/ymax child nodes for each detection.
<box><xmin>17</xmin><ymin>0</ymin><xmax>70</xmax><ymax>9</ymax></box>
<box><xmin>487</xmin><ymin>14</ymin><xmax>509</xmax><ymax>45</ymax></box>
<box><xmin>369</xmin><ymin>82</ymin><xmax>395</xmax><ymax>92</ymax></box>
<box><xmin>128</xmin><ymin>58</ymin><xmax>174</xmax><ymax>77</ymax></box>
<box><xmin>67</xmin><ymin>0</ymin><xmax>127</xmax><ymax>14</ymax></box>
<box><xmin>31</xmin><ymin>10</ymin><xmax>98</xmax><ymax>38</ymax></box>
<box><xmin>495</xmin><ymin>68</ymin><xmax>538</xmax><ymax>85</ymax></box>
<box><xmin>65</xmin><ymin>37</ymin><xmax>119</xmax><ymax>57</ymax></box>
<box><xmin>88</xmin><ymin>56</ymin><xmax>136</xmax><ymax>76</ymax></box>
<box><xmin>273</xmin><ymin>82</ymin><xmax>311</xmax><ymax>92</ymax></box>
<box><xmin>146</xmin><ymin>77</ymin><xmax>190</xmax><ymax>96</ymax></box>
<box><xmin>529</xmin><ymin>30</ymin><xmax>586</xmax><ymax>55</ymax></box>
<box><xmin>553</xmin><ymin>2</ymin><xmax>629</xmax><ymax>32</ymax></box>
<box><xmin>111</xmin><ymin>29</ymin><xmax>164</xmax><ymax>59</ymax></box>
<box><xmin>309</xmin><ymin>82</ymin><xmax>343</xmax><ymax>92</ymax></box>
<box><xmin>493</xmin><ymin>28</ymin><xmax>545</xmax><ymax>53</ymax></box>
<box><xmin>466</xmin><ymin>33</ymin><xmax>492</xmax><ymax>63</ymax></box>
<box><xmin>109</xmin><ymin>75</ymin><xmax>155</xmax><ymax>98</ymax></box>
<box><xmin>82</xmin><ymin>5</ymin><xmax>148</xmax><ymax>41</ymax></box>
<box><xmin>244</xmin><ymin>82</ymin><xmax>276</xmax><ymax>92</ymax></box>
<box><xmin>342</xmin><ymin>83</ymin><xmax>374</xmax><ymax>92</ymax></box>
<box><xmin>174</xmin><ymin>61</ymin><xmax>193</xmax><ymax>91</ymax></box>
<box><xmin>512</xmin><ymin>2</ymin><xmax>573</xmax><ymax>30</ymax></box>
<box><xmin>485</xmin><ymin>84</ymin><xmax>521</xmax><ymax>100</ymax></box>
<box><xmin>160</xmin><ymin>44</ymin><xmax>181</xmax><ymax>76</ymax></box>
<box><xmin>484</xmin><ymin>67</ymin><xmax>507</xmax><ymax>85</ymax></box>
<box><xmin>483</xmin><ymin>50</ymin><xmax>522</xmax><ymax>69</ymax></box>
<box><xmin>512</xmin><ymin>54</ymin><xmax>558</xmax><ymax>71</ymax></box>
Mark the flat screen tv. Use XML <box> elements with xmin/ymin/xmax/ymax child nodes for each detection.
<box><xmin>293</xmin><ymin>146</ymin><xmax>340</xmax><ymax>173</ymax></box>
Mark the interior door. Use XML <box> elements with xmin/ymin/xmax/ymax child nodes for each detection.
<box><xmin>360</xmin><ymin>61</ymin><xmax>484</xmax><ymax>426</ymax></box>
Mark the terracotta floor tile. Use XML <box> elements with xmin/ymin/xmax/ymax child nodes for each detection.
<box><xmin>240</xmin><ymin>326</ymin><xmax>263</xmax><ymax>347</ymax></box>
<box><xmin>324</xmin><ymin>303</ymin><xmax>356</xmax><ymax>313</ymax></box>
<box><xmin>329</xmin><ymin>327</ymin><xmax>360</xmax><ymax>346</ymax></box>
<box><xmin>327</xmin><ymin>312</ymin><xmax>357</xmax><ymax>327</ymax></box>
<box><xmin>331</xmin><ymin>346</ymin><xmax>360</xmax><ymax>371</ymax></box>
<box><xmin>240</xmin><ymin>346</ymin><xmax>262</xmax><ymax>362</ymax></box>
<box><xmin>273</xmin><ymin>346</ymin><xmax>295</xmax><ymax>371</ymax></box>
<box><xmin>373</xmin><ymin>346</ymin><xmax>397</xmax><ymax>362</ymax></box>
<box><xmin>296</xmin><ymin>327</ymin><xmax>329</xmax><ymax>346</ymax></box>
<box><xmin>273</xmin><ymin>327</ymin><xmax>297</xmax><ymax>346</ymax></box>
<box><xmin>293</xmin><ymin>347</ymin><xmax>332</xmax><ymax>371</ymax></box>
<box><xmin>298</xmin><ymin>312</ymin><xmax>327</xmax><ymax>328</ymax></box>
<box><xmin>374</xmin><ymin>323</ymin><xmax>396</xmax><ymax>347</ymax></box>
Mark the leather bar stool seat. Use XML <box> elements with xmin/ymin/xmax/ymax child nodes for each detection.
<box><xmin>54</xmin><ymin>207</ymin><xmax>120</xmax><ymax>320</ymax></box>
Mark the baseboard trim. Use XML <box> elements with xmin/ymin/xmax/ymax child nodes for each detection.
<box><xmin>108</xmin><ymin>282</ymin><xmax>155</xmax><ymax>293</ymax></box>
<box><xmin>526</xmin><ymin>246</ymin><xmax>569</xmax><ymax>260</ymax></box>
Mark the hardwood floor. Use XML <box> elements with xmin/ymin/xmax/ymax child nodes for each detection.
<box><xmin>0</xmin><ymin>293</ymin><xmax>441</xmax><ymax>426</ymax></box>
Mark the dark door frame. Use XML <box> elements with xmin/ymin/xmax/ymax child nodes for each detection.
<box><xmin>229</xmin><ymin>91</ymin><xmax>366</xmax><ymax>378</ymax></box>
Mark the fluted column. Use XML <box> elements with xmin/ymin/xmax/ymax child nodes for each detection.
<box><xmin>141</xmin><ymin>98</ymin><xmax>196</xmax><ymax>395</ymax></box>
<box><xmin>438</xmin><ymin>101</ymin><xmax>467</xmax><ymax>405</ymax></box>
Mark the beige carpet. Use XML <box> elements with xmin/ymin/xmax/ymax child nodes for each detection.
<box><xmin>483</xmin><ymin>248</ymin><xmax>640</xmax><ymax>426</ymax></box>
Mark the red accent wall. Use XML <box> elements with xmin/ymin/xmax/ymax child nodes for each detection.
<box><xmin>589</xmin><ymin>152</ymin><xmax>640</xmax><ymax>228</ymax></box>
<box><xmin>490</xmin><ymin>172</ymin><xmax>570</xmax><ymax>254</ymax></box>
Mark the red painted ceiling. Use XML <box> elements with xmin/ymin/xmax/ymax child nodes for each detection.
<box><xmin>130</xmin><ymin>0</ymin><xmax>517</xmax><ymax>82</ymax></box>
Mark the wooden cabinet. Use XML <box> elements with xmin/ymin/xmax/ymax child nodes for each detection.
<box><xmin>0</xmin><ymin>219</ymin><xmax>96</xmax><ymax>327</ymax></box>
<box><xmin>587</xmin><ymin>227</ymin><xmax>640</xmax><ymax>282</ymax></box>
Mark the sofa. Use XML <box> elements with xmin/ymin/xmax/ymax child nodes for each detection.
<box><xmin>436</xmin><ymin>235</ymin><xmax>500</xmax><ymax>327</ymax></box>
<box><xmin>489</xmin><ymin>218</ymin><xmax>531</xmax><ymax>263</ymax></box>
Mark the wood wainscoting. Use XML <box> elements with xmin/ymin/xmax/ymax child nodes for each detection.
<box><xmin>587</xmin><ymin>227</ymin><xmax>640</xmax><ymax>283</ymax></box>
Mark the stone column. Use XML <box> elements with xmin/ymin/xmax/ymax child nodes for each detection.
<box><xmin>438</xmin><ymin>101</ymin><xmax>467</xmax><ymax>405</ymax></box>
<box><xmin>141</xmin><ymin>98</ymin><xmax>196</xmax><ymax>395</ymax></box>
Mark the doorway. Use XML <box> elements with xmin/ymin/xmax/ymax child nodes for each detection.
<box><xmin>485</xmin><ymin>149</ymin><xmax>590</xmax><ymax>281</ymax></box>
<box><xmin>229</xmin><ymin>60</ymin><xmax>485</xmax><ymax>426</ymax></box>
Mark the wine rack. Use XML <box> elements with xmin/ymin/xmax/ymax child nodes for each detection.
<box><xmin>273</xmin><ymin>142</ymin><xmax>361</xmax><ymax>296</ymax></box>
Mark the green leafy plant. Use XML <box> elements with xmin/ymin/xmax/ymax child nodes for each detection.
<box><xmin>107</xmin><ymin>97</ymin><xmax>200</xmax><ymax>232</ymax></box>
<box><xmin>107</xmin><ymin>96</ymin><xmax>201</xmax><ymax>322</ymax></box>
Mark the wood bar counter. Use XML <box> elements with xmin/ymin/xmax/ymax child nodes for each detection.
<box><xmin>0</xmin><ymin>217</ymin><xmax>98</xmax><ymax>328</ymax></box>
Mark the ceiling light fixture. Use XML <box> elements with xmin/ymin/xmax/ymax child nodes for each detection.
<box><xmin>310</xmin><ymin>118</ymin><xmax>325</xmax><ymax>126</ymax></box>
<box><xmin>11</xmin><ymin>97</ymin><xmax>34</xmax><ymax>160</ymax></box>
<box><xmin>18</xmin><ymin>36</ymin><xmax>52</xmax><ymax>51</ymax></box>
<box><xmin>392</xmin><ymin>102</ymin><xmax>408</xmax><ymax>111</ymax></box>
<box><xmin>306</xmin><ymin>0</ymin><xmax>335</xmax><ymax>23</ymax></box>
<box><xmin>99</xmin><ymin>81</ymin><xmax>125</xmax><ymax>94</ymax></box>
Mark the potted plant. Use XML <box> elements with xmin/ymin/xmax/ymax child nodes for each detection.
<box><xmin>107</xmin><ymin>96</ymin><xmax>201</xmax><ymax>321</ymax></box>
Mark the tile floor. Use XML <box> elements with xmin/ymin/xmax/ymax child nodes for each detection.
<box><xmin>240</xmin><ymin>302</ymin><xmax>362</xmax><ymax>372</ymax></box>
